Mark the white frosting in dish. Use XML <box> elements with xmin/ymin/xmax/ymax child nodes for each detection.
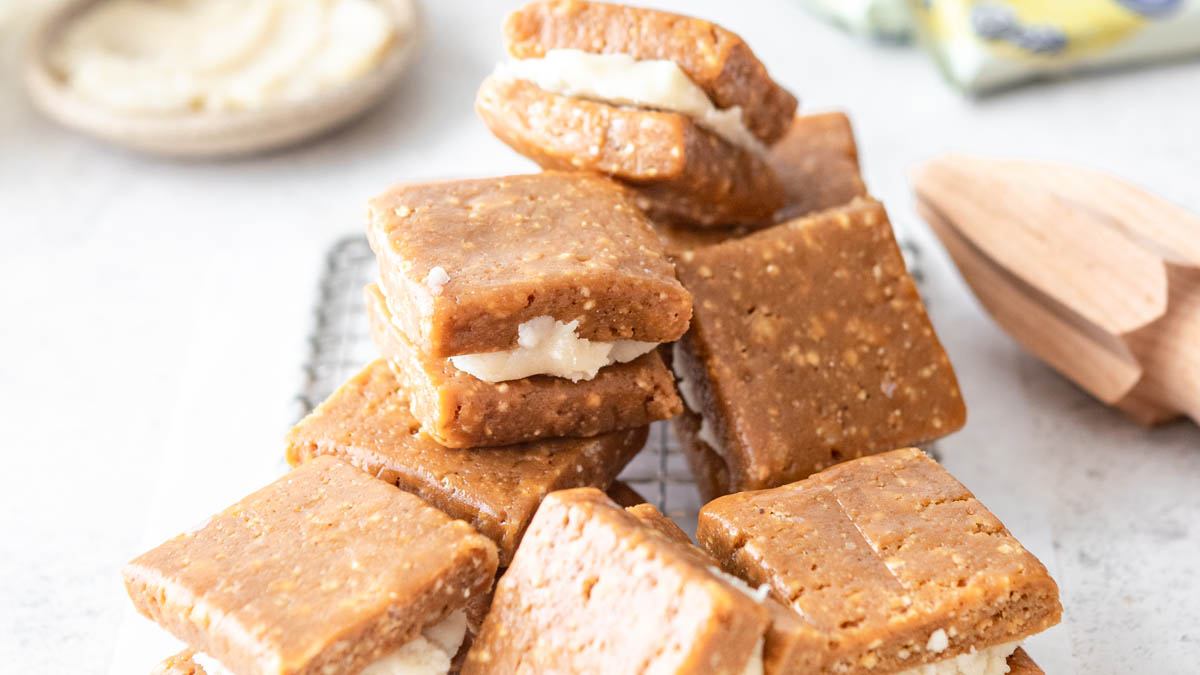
<box><xmin>497</xmin><ymin>48</ymin><xmax>765</xmax><ymax>155</ymax></box>
<box><xmin>449</xmin><ymin>316</ymin><xmax>657</xmax><ymax>383</ymax></box>
<box><xmin>189</xmin><ymin>610</ymin><xmax>467</xmax><ymax>675</ymax></box>
<box><xmin>50</xmin><ymin>0</ymin><xmax>397</xmax><ymax>114</ymax></box>
<box><xmin>896</xmin><ymin>641</ymin><xmax>1021</xmax><ymax>675</ymax></box>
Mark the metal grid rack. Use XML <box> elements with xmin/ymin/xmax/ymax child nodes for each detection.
<box><xmin>294</xmin><ymin>235</ymin><xmax>929</xmax><ymax>537</ymax></box>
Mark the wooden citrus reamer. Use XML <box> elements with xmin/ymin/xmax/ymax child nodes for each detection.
<box><xmin>911</xmin><ymin>155</ymin><xmax>1200</xmax><ymax>427</ymax></box>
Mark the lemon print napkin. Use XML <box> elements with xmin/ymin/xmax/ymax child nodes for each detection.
<box><xmin>797</xmin><ymin>0</ymin><xmax>1200</xmax><ymax>92</ymax></box>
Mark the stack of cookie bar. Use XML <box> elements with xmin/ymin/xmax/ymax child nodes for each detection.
<box><xmin>285</xmin><ymin>170</ymin><xmax>694</xmax><ymax>570</ymax></box>
<box><xmin>123</xmin><ymin>2</ymin><xmax>1061</xmax><ymax>674</ymax></box>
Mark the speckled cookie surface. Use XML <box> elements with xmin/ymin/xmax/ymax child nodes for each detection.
<box><xmin>124</xmin><ymin>457</ymin><xmax>498</xmax><ymax>675</ymax></box>
<box><xmin>672</xmin><ymin>198</ymin><xmax>966</xmax><ymax>492</ymax></box>
<box><xmin>651</xmin><ymin>111</ymin><xmax>867</xmax><ymax>257</ymax></box>
<box><xmin>768</xmin><ymin>111</ymin><xmax>867</xmax><ymax>223</ymax></box>
<box><xmin>504</xmin><ymin>0</ymin><xmax>797</xmax><ymax>144</ymax></box>
<box><xmin>651</xmin><ymin>111</ymin><xmax>866</xmax><ymax>255</ymax></box>
<box><xmin>285</xmin><ymin>360</ymin><xmax>647</xmax><ymax>566</ymax></box>
<box><xmin>464</xmin><ymin>488</ymin><xmax>769</xmax><ymax>674</ymax></box>
<box><xmin>698</xmin><ymin>448</ymin><xmax>1061</xmax><ymax>675</ymax></box>
<box><xmin>475</xmin><ymin>76</ymin><xmax>784</xmax><ymax>227</ymax></box>
<box><xmin>623</xmin><ymin>500</ymin><xmax>826</xmax><ymax>675</ymax></box>
<box><xmin>365</xmin><ymin>283</ymin><xmax>680</xmax><ymax>448</ymax></box>
<box><xmin>367</xmin><ymin>172</ymin><xmax>691</xmax><ymax>358</ymax></box>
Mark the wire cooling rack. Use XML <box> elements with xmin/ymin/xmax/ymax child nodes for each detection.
<box><xmin>294</xmin><ymin>235</ymin><xmax>930</xmax><ymax>537</ymax></box>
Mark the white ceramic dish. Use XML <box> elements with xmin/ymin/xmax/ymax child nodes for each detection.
<box><xmin>23</xmin><ymin>0</ymin><xmax>423</xmax><ymax>158</ymax></box>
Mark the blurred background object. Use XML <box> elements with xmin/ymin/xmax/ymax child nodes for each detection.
<box><xmin>914</xmin><ymin>155</ymin><xmax>1200</xmax><ymax>427</ymax></box>
<box><xmin>21</xmin><ymin>0</ymin><xmax>422</xmax><ymax>156</ymax></box>
<box><xmin>794</xmin><ymin>0</ymin><xmax>914</xmax><ymax>39</ymax></box>
<box><xmin>798</xmin><ymin>0</ymin><xmax>1200</xmax><ymax>92</ymax></box>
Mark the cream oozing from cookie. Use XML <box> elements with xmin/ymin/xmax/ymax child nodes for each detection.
<box><xmin>672</xmin><ymin>342</ymin><xmax>722</xmax><ymax>451</ymax></box>
<box><xmin>895</xmin><ymin>639</ymin><xmax>1022</xmax><ymax>675</ymax></box>
<box><xmin>496</xmin><ymin>49</ymin><xmax>766</xmax><ymax>155</ymax></box>
<box><xmin>450</xmin><ymin>316</ymin><xmax>657</xmax><ymax>382</ymax></box>
<box><xmin>190</xmin><ymin>610</ymin><xmax>467</xmax><ymax>675</ymax></box>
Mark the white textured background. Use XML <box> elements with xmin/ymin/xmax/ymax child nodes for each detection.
<box><xmin>1</xmin><ymin>1</ymin><xmax>1198</xmax><ymax>672</ymax></box>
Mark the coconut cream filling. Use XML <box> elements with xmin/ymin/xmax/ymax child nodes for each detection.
<box><xmin>895</xmin><ymin>635</ymin><xmax>1023</xmax><ymax>675</ymax></box>
<box><xmin>190</xmin><ymin>610</ymin><xmax>467</xmax><ymax>675</ymax></box>
<box><xmin>671</xmin><ymin>342</ymin><xmax>723</xmax><ymax>452</ymax></box>
<box><xmin>449</xmin><ymin>316</ymin><xmax>658</xmax><ymax>383</ymax></box>
<box><xmin>496</xmin><ymin>48</ymin><xmax>767</xmax><ymax>155</ymax></box>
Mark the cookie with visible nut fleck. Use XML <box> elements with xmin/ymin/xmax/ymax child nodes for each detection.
<box><xmin>365</xmin><ymin>283</ymin><xmax>679</xmax><ymax>448</ymax></box>
<box><xmin>463</xmin><ymin>488</ymin><xmax>771</xmax><ymax>674</ymax></box>
<box><xmin>476</xmin><ymin>76</ymin><xmax>784</xmax><ymax>227</ymax></box>
<box><xmin>476</xmin><ymin>0</ymin><xmax>795</xmax><ymax>227</ymax></box>
<box><xmin>285</xmin><ymin>359</ymin><xmax>648</xmax><ymax>565</ymax></box>
<box><xmin>651</xmin><ymin>111</ymin><xmax>869</xmax><ymax>258</ymax></box>
<box><xmin>671</xmin><ymin>198</ymin><xmax>966</xmax><ymax>494</ymax></box>
<box><xmin>367</xmin><ymin>172</ymin><xmax>691</xmax><ymax>359</ymax></box>
<box><xmin>505</xmin><ymin>0</ymin><xmax>797</xmax><ymax>144</ymax></box>
<box><xmin>125</xmin><ymin>457</ymin><xmax>498</xmax><ymax>675</ymax></box>
<box><xmin>698</xmin><ymin>448</ymin><xmax>1061</xmax><ymax>675</ymax></box>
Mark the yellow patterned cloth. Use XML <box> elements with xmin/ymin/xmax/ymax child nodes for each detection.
<box><xmin>798</xmin><ymin>0</ymin><xmax>1200</xmax><ymax>92</ymax></box>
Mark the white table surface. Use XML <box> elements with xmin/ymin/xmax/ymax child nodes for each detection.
<box><xmin>2</xmin><ymin>1</ymin><xmax>1197</xmax><ymax>673</ymax></box>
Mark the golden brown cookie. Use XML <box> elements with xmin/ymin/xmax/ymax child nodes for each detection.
<box><xmin>286</xmin><ymin>360</ymin><xmax>648</xmax><ymax>565</ymax></box>
<box><xmin>698</xmin><ymin>448</ymin><xmax>1062</xmax><ymax>674</ymax></box>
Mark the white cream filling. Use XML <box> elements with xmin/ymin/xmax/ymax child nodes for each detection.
<box><xmin>189</xmin><ymin>610</ymin><xmax>467</xmax><ymax>675</ymax></box>
<box><xmin>449</xmin><ymin>316</ymin><xmax>657</xmax><ymax>383</ymax></box>
<box><xmin>496</xmin><ymin>49</ymin><xmax>766</xmax><ymax>155</ymax></box>
<box><xmin>671</xmin><ymin>343</ymin><xmax>722</xmax><ymax>451</ymax></box>
<box><xmin>895</xmin><ymin>640</ymin><xmax>1022</xmax><ymax>675</ymax></box>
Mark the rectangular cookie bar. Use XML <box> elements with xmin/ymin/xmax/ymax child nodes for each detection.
<box><xmin>124</xmin><ymin>456</ymin><xmax>498</xmax><ymax>675</ymax></box>
<box><xmin>697</xmin><ymin>448</ymin><xmax>1061</xmax><ymax>675</ymax></box>
<box><xmin>463</xmin><ymin>488</ymin><xmax>771</xmax><ymax>674</ymax></box>
<box><xmin>367</xmin><ymin>171</ymin><xmax>691</xmax><ymax>359</ymax></box>
<box><xmin>652</xmin><ymin>111</ymin><xmax>869</xmax><ymax>257</ymax></box>
<box><xmin>672</xmin><ymin>198</ymin><xmax>966</xmax><ymax>496</ymax></box>
<box><xmin>366</xmin><ymin>283</ymin><xmax>680</xmax><ymax>448</ymax></box>
<box><xmin>476</xmin><ymin>76</ymin><xmax>785</xmax><ymax>227</ymax></box>
<box><xmin>285</xmin><ymin>359</ymin><xmax>648</xmax><ymax>565</ymax></box>
<box><xmin>477</xmin><ymin>1</ymin><xmax>795</xmax><ymax>226</ymax></box>
<box><xmin>624</xmin><ymin>501</ymin><xmax>826</xmax><ymax>675</ymax></box>
<box><xmin>443</xmin><ymin>479</ymin><xmax>652</xmax><ymax>672</ymax></box>
<box><xmin>505</xmin><ymin>0</ymin><xmax>797</xmax><ymax>145</ymax></box>
<box><xmin>769</xmin><ymin>111</ymin><xmax>868</xmax><ymax>224</ymax></box>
